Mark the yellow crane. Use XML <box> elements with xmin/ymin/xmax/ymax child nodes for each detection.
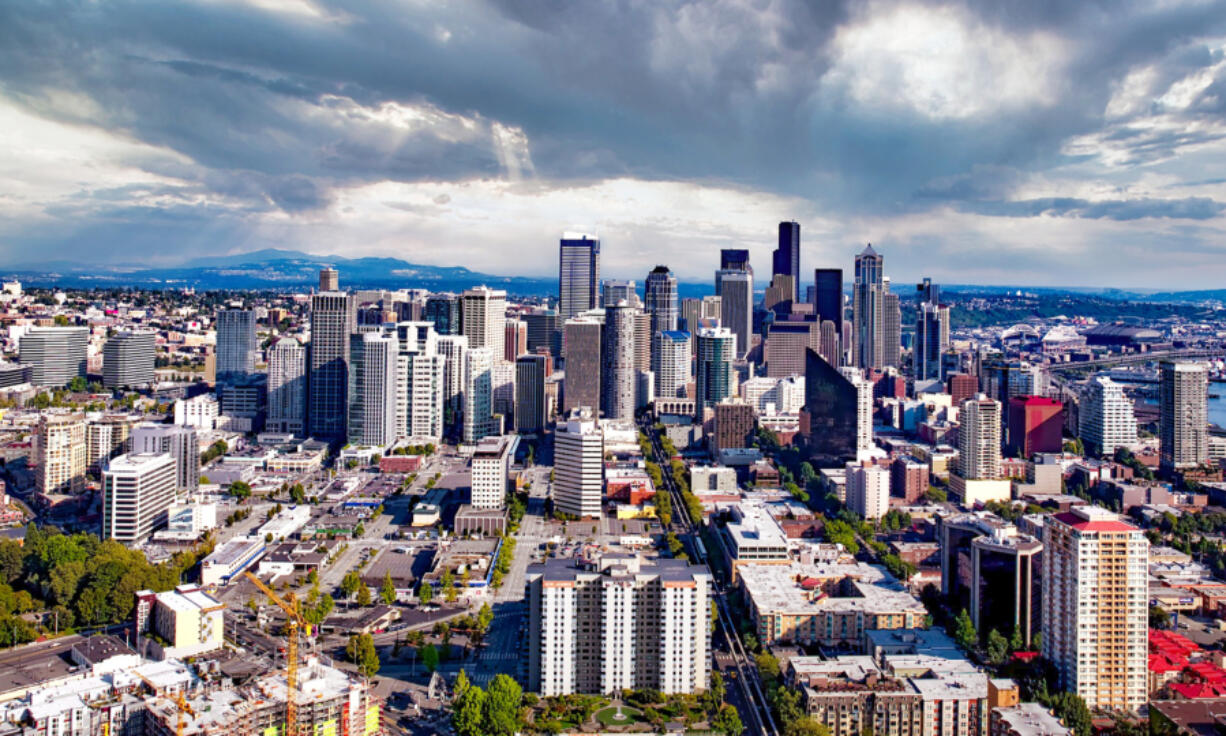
<box><xmin>176</xmin><ymin>691</ymin><xmax>196</xmax><ymax>736</ymax></box>
<box><xmin>244</xmin><ymin>571</ymin><xmax>305</xmax><ymax>736</ymax></box>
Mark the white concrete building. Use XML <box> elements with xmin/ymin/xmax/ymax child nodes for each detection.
<box><xmin>266</xmin><ymin>337</ymin><xmax>306</xmax><ymax>435</ymax></box>
<box><xmin>958</xmin><ymin>395</ymin><xmax>1001</xmax><ymax>480</ymax></box>
<box><xmin>35</xmin><ymin>413</ymin><xmax>87</xmax><ymax>495</ymax></box>
<box><xmin>839</xmin><ymin>366</ymin><xmax>874</xmax><ymax>457</ymax></box>
<box><xmin>1079</xmin><ymin>375</ymin><xmax>1137</xmax><ymax>457</ymax></box>
<box><xmin>653</xmin><ymin>330</ymin><xmax>691</xmax><ymax>399</ymax></box>
<box><xmin>460</xmin><ymin>286</ymin><xmax>507</xmax><ymax>361</ymax></box>
<box><xmin>174</xmin><ymin>394</ymin><xmax>220</xmax><ymax>431</ymax></box>
<box><xmin>470</xmin><ymin>435</ymin><xmax>515</xmax><ymax>510</ymax></box>
<box><xmin>463</xmin><ymin>347</ymin><xmax>496</xmax><ymax>444</ymax></box>
<box><xmin>845</xmin><ymin>461</ymin><xmax>889</xmax><ymax>521</ymax></box>
<box><xmin>554</xmin><ymin>413</ymin><xmax>604</xmax><ymax>518</ymax></box>
<box><xmin>131</xmin><ymin>423</ymin><xmax>200</xmax><ymax>492</ymax></box>
<box><xmin>102</xmin><ymin>453</ymin><xmax>177</xmax><ymax>546</ymax></box>
<box><xmin>1160</xmin><ymin>361</ymin><xmax>1208</xmax><ymax>472</ymax></box>
<box><xmin>347</xmin><ymin>331</ymin><xmax>398</xmax><ymax>447</ymax></box>
<box><xmin>396</xmin><ymin>322</ymin><xmax>445</xmax><ymax>441</ymax></box>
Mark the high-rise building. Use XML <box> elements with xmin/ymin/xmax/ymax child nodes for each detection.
<box><xmin>1079</xmin><ymin>376</ymin><xmax>1137</xmax><ymax>457</ymax></box>
<box><xmin>763</xmin><ymin>275</ymin><xmax>795</xmax><ymax>316</ymax></box>
<box><xmin>633</xmin><ymin>311</ymin><xmax>652</xmax><ymax>374</ymax></box>
<box><xmin>602</xmin><ymin>280</ymin><xmax>640</xmax><ymax>309</ymax></box>
<box><xmin>839</xmin><ymin>366</ymin><xmax>874</xmax><ymax>456</ymax></box>
<box><xmin>266</xmin><ymin>337</ymin><xmax>307</xmax><ymax>435</ymax></box>
<box><xmin>681</xmin><ymin>296</ymin><xmax>722</xmax><ymax>333</ymax></box>
<box><xmin>763</xmin><ymin>320</ymin><xmax>819</xmax><ymax>378</ymax></box>
<box><xmin>818</xmin><ymin>319</ymin><xmax>840</xmax><ymax>367</ymax></box>
<box><xmin>914</xmin><ymin>278</ymin><xmax>950</xmax><ymax>382</ymax></box>
<box><xmin>460</xmin><ymin>286</ymin><xmax>507</xmax><ymax>361</ymax></box>
<box><xmin>959</xmin><ymin>396</ymin><xmax>1002</xmax><ymax>480</ymax></box>
<box><xmin>437</xmin><ymin>335</ymin><xmax>468</xmax><ymax>429</ymax></box>
<box><xmin>515</xmin><ymin>354</ymin><xmax>548</xmax><ymax>433</ymax></box>
<box><xmin>554</xmin><ymin>411</ymin><xmax>603</xmax><ymax>518</ymax></box>
<box><xmin>720</xmin><ymin>249</ymin><xmax>751</xmax><ymax>273</ymax></box>
<box><xmin>654</xmin><ymin>331</ymin><xmax>691</xmax><ymax>399</ymax></box>
<box><xmin>397</xmin><ymin>322</ymin><xmax>446</xmax><ymax>442</ymax></box>
<box><xmin>971</xmin><ymin>526</ymin><xmax>1043</xmax><ymax>649</ymax></box>
<box><xmin>799</xmin><ymin>350</ymin><xmax>860</xmax><ymax>466</ymax></box>
<box><xmin>523</xmin><ymin>308</ymin><xmax>561</xmax><ymax>357</ymax></box>
<box><xmin>424</xmin><ymin>294</ymin><xmax>460</xmax><ymax>335</ymax></box>
<box><xmin>715</xmin><ymin>269</ymin><xmax>752</xmax><ymax>359</ymax></box>
<box><xmin>308</xmin><ymin>290</ymin><xmax>355</xmax><ymax>441</ymax></box>
<box><xmin>102</xmin><ymin>331</ymin><xmax>156</xmax><ymax>389</ymax></box>
<box><xmin>644</xmin><ymin>265</ymin><xmax>678</xmax><ymax>337</ymax></box>
<box><xmin>525</xmin><ymin>556</ymin><xmax>712</xmax><ymax>695</ymax></box>
<box><xmin>601</xmin><ymin>303</ymin><xmax>637</xmax><ymax>421</ymax></box>
<box><xmin>131</xmin><ymin>423</ymin><xmax>199</xmax><ymax>492</ymax></box>
<box><xmin>948</xmin><ymin>373</ymin><xmax>978</xmax><ymax>407</ymax></box>
<box><xmin>19</xmin><ymin>327</ymin><xmax>88</xmax><ymax>387</ymax></box>
<box><xmin>1006</xmin><ymin>396</ymin><xmax>1064</xmax><ymax>458</ymax></box>
<box><xmin>348</xmin><ymin>331</ymin><xmax>398</xmax><ymax>447</ymax></box>
<box><xmin>563</xmin><ymin>316</ymin><xmax>602</xmax><ymax>415</ymax></box>
<box><xmin>1160</xmin><ymin>361</ymin><xmax>1208</xmax><ymax>472</ymax></box>
<box><xmin>86</xmin><ymin>414</ymin><xmax>140</xmax><ymax>474</ymax></box>
<box><xmin>845</xmin><ymin>462</ymin><xmax>889</xmax><ymax>520</ymax></box>
<box><xmin>695</xmin><ymin>327</ymin><xmax>736</xmax><ymax>420</ymax></box>
<box><xmin>773</xmin><ymin>221</ymin><xmax>801</xmax><ymax>302</ymax></box>
<box><xmin>1042</xmin><ymin>506</ymin><xmax>1147</xmax><ymax>711</ymax></box>
<box><xmin>812</xmin><ymin>268</ymin><xmax>843</xmax><ymax>325</ymax></box>
<box><xmin>319</xmin><ymin>267</ymin><xmax>339</xmax><ymax>292</ymax></box>
<box><xmin>712</xmin><ymin>400</ymin><xmax>755</xmax><ymax>455</ymax></box>
<box><xmin>881</xmin><ymin>283</ymin><xmax>901</xmax><ymax>369</ymax></box>
<box><xmin>505</xmin><ymin>318</ymin><xmax>528</xmax><ymax>362</ymax></box>
<box><xmin>216</xmin><ymin>310</ymin><xmax>257</xmax><ymax>384</ymax></box>
<box><xmin>852</xmin><ymin>244</ymin><xmax>886</xmax><ymax>370</ymax></box>
<box><xmin>35</xmin><ymin>413</ymin><xmax>87</xmax><ymax>494</ymax></box>
<box><xmin>463</xmin><ymin>347</ymin><xmax>496</xmax><ymax>444</ymax></box>
<box><xmin>102</xmin><ymin>452</ymin><xmax>177</xmax><ymax>546</ymax></box>
<box><xmin>559</xmin><ymin>233</ymin><xmax>601</xmax><ymax>321</ymax></box>
<box><xmin>470</xmin><ymin>435</ymin><xmax>514</xmax><ymax>509</ymax></box>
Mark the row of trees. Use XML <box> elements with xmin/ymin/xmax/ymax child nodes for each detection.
<box><xmin>452</xmin><ymin>671</ymin><xmax>523</xmax><ymax>736</ymax></box>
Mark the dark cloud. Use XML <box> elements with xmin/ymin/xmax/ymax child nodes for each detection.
<box><xmin>963</xmin><ymin>197</ymin><xmax>1226</xmax><ymax>220</ymax></box>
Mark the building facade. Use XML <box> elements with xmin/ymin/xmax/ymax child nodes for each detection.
<box><xmin>102</xmin><ymin>452</ymin><xmax>177</xmax><ymax>545</ymax></box>
<box><xmin>1159</xmin><ymin>361</ymin><xmax>1208</xmax><ymax>472</ymax></box>
<box><xmin>559</xmin><ymin>234</ymin><xmax>601</xmax><ymax>321</ymax></box>
<box><xmin>554</xmin><ymin>412</ymin><xmax>603</xmax><ymax>518</ymax></box>
<box><xmin>102</xmin><ymin>331</ymin><xmax>156</xmax><ymax>389</ymax></box>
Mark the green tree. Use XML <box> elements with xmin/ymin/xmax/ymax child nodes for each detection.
<box><xmin>1150</xmin><ymin>605</ymin><xmax>1171</xmax><ymax>630</ymax></box>
<box><xmin>476</xmin><ymin>602</ymin><xmax>494</xmax><ymax>632</ymax></box>
<box><xmin>756</xmin><ymin>652</ymin><xmax>781</xmax><ymax>682</ymax></box>
<box><xmin>420</xmin><ymin>642</ymin><xmax>439</xmax><ymax>672</ymax></box>
<box><xmin>441</xmin><ymin>567</ymin><xmax>458</xmax><ymax>603</ymax></box>
<box><xmin>452</xmin><ymin>673</ymin><xmax>487</xmax><ymax>736</ymax></box>
<box><xmin>229</xmin><ymin>481</ymin><xmax>252</xmax><ymax>500</ymax></box>
<box><xmin>483</xmin><ymin>674</ymin><xmax>523</xmax><ymax>736</ymax></box>
<box><xmin>379</xmin><ymin>571</ymin><xmax>397</xmax><ymax>605</ymax></box>
<box><xmin>950</xmin><ymin>609</ymin><xmax>977</xmax><ymax>651</ymax></box>
<box><xmin>986</xmin><ymin>629</ymin><xmax>1009</xmax><ymax>665</ymax></box>
<box><xmin>713</xmin><ymin>704</ymin><xmax>743</xmax><ymax>735</ymax></box>
<box><xmin>341</xmin><ymin>571</ymin><xmax>361</xmax><ymax>600</ymax></box>
<box><xmin>783</xmin><ymin>718</ymin><xmax>831</xmax><ymax>736</ymax></box>
<box><xmin>1051</xmin><ymin>693</ymin><xmax>1092</xmax><ymax>736</ymax></box>
<box><xmin>290</xmin><ymin>483</ymin><xmax>306</xmax><ymax>504</ymax></box>
<box><xmin>1010</xmin><ymin>627</ymin><xmax>1024</xmax><ymax>652</ymax></box>
<box><xmin>68</xmin><ymin>375</ymin><xmax>86</xmax><ymax>391</ymax></box>
<box><xmin>418</xmin><ymin>581</ymin><xmax>433</xmax><ymax>605</ymax></box>
<box><xmin>357</xmin><ymin>582</ymin><xmax>372</xmax><ymax>607</ymax></box>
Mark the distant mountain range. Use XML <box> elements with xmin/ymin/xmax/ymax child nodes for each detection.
<box><xmin>1</xmin><ymin>249</ymin><xmax>1222</xmax><ymax>303</ymax></box>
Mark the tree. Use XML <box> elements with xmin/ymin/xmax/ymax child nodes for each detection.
<box><xmin>1010</xmin><ymin>627</ymin><xmax>1024</xmax><ymax>652</ymax></box>
<box><xmin>713</xmin><ymin>704</ymin><xmax>743</xmax><ymax>735</ymax></box>
<box><xmin>476</xmin><ymin>602</ymin><xmax>494</xmax><ymax>632</ymax></box>
<box><xmin>420</xmin><ymin>642</ymin><xmax>439</xmax><ymax>672</ymax></box>
<box><xmin>756</xmin><ymin>652</ymin><xmax>781</xmax><ymax>682</ymax></box>
<box><xmin>357</xmin><ymin>582</ymin><xmax>372</xmax><ymax>606</ymax></box>
<box><xmin>341</xmin><ymin>571</ymin><xmax>361</xmax><ymax>600</ymax></box>
<box><xmin>1051</xmin><ymin>693</ymin><xmax>1092</xmax><ymax>736</ymax></box>
<box><xmin>229</xmin><ymin>481</ymin><xmax>252</xmax><ymax>500</ymax></box>
<box><xmin>986</xmin><ymin>629</ymin><xmax>1009</xmax><ymax>665</ymax></box>
<box><xmin>1150</xmin><ymin>605</ymin><xmax>1171</xmax><ymax>630</ymax></box>
<box><xmin>290</xmin><ymin>483</ymin><xmax>306</xmax><ymax>504</ymax></box>
<box><xmin>783</xmin><ymin>719</ymin><xmax>831</xmax><ymax>736</ymax></box>
<box><xmin>483</xmin><ymin>674</ymin><xmax>523</xmax><ymax>736</ymax></box>
<box><xmin>452</xmin><ymin>675</ymin><xmax>487</xmax><ymax>736</ymax></box>
<box><xmin>68</xmin><ymin>375</ymin><xmax>86</xmax><ymax>391</ymax></box>
<box><xmin>380</xmin><ymin>571</ymin><xmax>397</xmax><ymax>605</ymax></box>
<box><xmin>418</xmin><ymin>582</ymin><xmax>433</xmax><ymax>605</ymax></box>
<box><xmin>441</xmin><ymin>567</ymin><xmax>458</xmax><ymax>603</ymax></box>
<box><xmin>951</xmin><ymin>609</ymin><xmax>977</xmax><ymax>651</ymax></box>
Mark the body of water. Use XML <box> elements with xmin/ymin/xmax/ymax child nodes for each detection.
<box><xmin>1211</xmin><ymin>389</ymin><xmax>1226</xmax><ymax>428</ymax></box>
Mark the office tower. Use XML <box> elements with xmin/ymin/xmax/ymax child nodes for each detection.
<box><xmin>491</xmin><ymin>361</ymin><xmax>516</xmax><ymax>423</ymax></box>
<box><xmin>915</xmin><ymin>278</ymin><xmax>950</xmax><ymax>381</ymax></box>
<box><xmin>308</xmin><ymin>290</ymin><xmax>354</xmax><ymax>441</ymax></box>
<box><xmin>563</xmin><ymin>317</ymin><xmax>602</xmax><ymax>414</ymax></box>
<box><xmin>714</xmin><ymin>269</ymin><xmax>752</xmax><ymax>359</ymax></box>
<box><xmin>818</xmin><ymin>320</ymin><xmax>840</xmax><ymax>367</ymax></box>
<box><xmin>654</xmin><ymin>331</ymin><xmax>691</xmax><ymax>399</ymax></box>
<box><xmin>215</xmin><ymin>310</ymin><xmax>257</xmax><ymax>384</ymax></box>
<box><xmin>460</xmin><ymin>286</ymin><xmax>507</xmax><ymax>360</ymax></box>
<box><xmin>424</xmin><ymin>294</ymin><xmax>460</xmax><ymax>335</ymax></box>
<box><xmin>515</xmin><ymin>354</ymin><xmax>548</xmax><ymax>433</ymax></box>
<box><xmin>397</xmin><ymin>322</ymin><xmax>446</xmax><ymax>442</ymax></box>
<box><xmin>632</xmin><ymin>311</ymin><xmax>652</xmax><ymax>373</ymax></box>
<box><xmin>266</xmin><ymin>337</ymin><xmax>307</xmax><ymax>435</ymax></box>
<box><xmin>971</xmin><ymin>526</ymin><xmax>1042</xmax><ymax>648</ymax></box>
<box><xmin>559</xmin><ymin>233</ymin><xmax>601</xmax><ymax>321</ymax></box>
<box><xmin>102</xmin><ymin>453</ymin><xmax>177</xmax><ymax>546</ymax></box>
<box><xmin>525</xmin><ymin>556</ymin><xmax>712</xmax><ymax>695</ymax></box>
<box><xmin>636</xmin><ymin>369</ymin><xmax>654</xmax><ymax>411</ymax></box>
<box><xmin>505</xmin><ymin>318</ymin><xmax>528</xmax><ymax>362</ymax></box>
<box><xmin>959</xmin><ymin>396</ymin><xmax>1002</xmax><ymax>479</ymax></box>
<box><xmin>720</xmin><ymin>249</ymin><xmax>751</xmax><ymax>273</ymax></box>
<box><xmin>712</xmin><ymin>401</ymin><xmax>755</xmax><ymax>454</ymax></box>
<box><xmin>763</xmin><ymin>275</ymin><xmax>795</xmax><ymax>316</ymax></box>
<box><xmin>1160</xmin><ymin>361</ymin><xmax>1208</xmax><ymax>472</ymax></box>
<box><xmin>131</xmin><ymin>423</ymin><xmax>200</xmax><ymax>492</ymax></box>
<box><xmin>19</xmin><ymin>327</ymin><xmax>88</xmax><ymax>387</ymax></box>
<box><xmin>602</xmin><ymin>280</ymin><xmax>640</xmax><ymax>309</ymax></box>
<box><xmin>319</xmin><ymin>267</ymin><xmax>338</xmax><ymax>292</ymax></box>
<box><xmin>1006</xmin><ymin>396</ymin><xmax>1063</xmax><ymax>458</ymax></box>
<box><xmin>839</xmin><ymin>366</ymin><xmax>874</xmax><ymax>456</ymax></box>
<box><xmin>852</xmin><ymin>244</ymin><xmax>886</xmax><ymax>370</ymax></box>
<box><xmin>881</xmin><ymin>283</ymin><xmax>901</xmax><ymax>368</ymax></box>
<box><xmin>644</xmin><ymin>265</ymin><xmax>679</xmax><ymax>336</ymax></box>
<box><xmin>102</xmin><ymin>331</ymin><xmax>156</xmax><ymax>388</ymax></box>
<box><xmin>845</xmin><ymin>462</ymin><xmax>889</xmax><ymax>521</ymax></box>
<box><xmin>437</xmin><ymin>335</ymin><xmax>468</xmax><ymax>427</ymax></box>
<box><xmin>87</xmin><ymin>414</ymin><xmax>140</xmax><ymax>474</ymax></box>
<box><xmin>219</xmin><ymin>378</ymin><xmax>265</xmax><ymax>430</ymax></box>
<box><xmin>470</xmin><ymin>435</ymin><xmax>513</xmax><ymax>509</ymax></box>
<box><xmin>524</xmin><ymin>309</ymin><xmax>561</xmax><ymax>357</ymax></box>
<box><xmin>1042</xmin><ymin>506</ymin><xmax>1147</xmax><ymax>710</ymax></box>
<box><xmin>695</xmin><ymin>327</ymin><xmax>736</xmax><ymax>419</ymax></box>
<box><xmin>601</xmin><ymin>303</ymin><xmax>637</xmax><ymax>421</ymax></box>
<box><xmin>347</xmin><ymin>332</ymin><xmax>397</xmax><ymax>446</ymax></box>
<box><xmin>799</xmin><ymin>349</ymin><xmax>859</xmax><ymax>465</ymax></box>
<box><xmin>813</xmin><ymin>268</ymin><xmax>843</xmax><ymax>324</ymax></box>
<box><xmin>35</xmin><ymin>413</ymin><xmax>87</xmax><ymax>494</ymax></box>
<box><xmin>1080</xmin><ymin>376</ymin><xmax>1137</xmax><ymax>457</ymax></box>
<box><xmin>463</xmin><ymin>347</ymin><xmax>495</xmax><ymax>443</ymax></box>
<box><xmin>681</xmin><ymin>296</ymin><xmax>722</xmax><ymax>332</ymax></box>
<box><xmin>773</xmin><ymin>221</ymin><xmax>801</xmax><ymax>302</ymax></box>
<box><xmin>764</xmin><ymin>320</ymin><xmax>818</xmax><ymax>378</ymax></box>
<box><xmin>948</xmin><ymin>373</ymin><xmax>978</xmax><ymax>406</ymax></box>
<box><xmin>554</xmin><ymin>411</ymin><xmax>604</xmax><ymax>518</ymax></box>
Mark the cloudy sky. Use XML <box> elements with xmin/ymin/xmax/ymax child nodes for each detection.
<box><xmin>3</xmin><ymin>0</ymin><xmax>1226</xmax><ymax>288</ymax></box>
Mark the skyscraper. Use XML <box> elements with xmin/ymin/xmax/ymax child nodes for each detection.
<box><xmin>1080</xmin><ymin>376</ymin><xmax>1137</xmax><ymax>457</ymax></box>
<box><xmin>720</xmin><ymin>249</ymin><xmax>751</xmax><ymax>273</ymax></box>
<box><xmin>601</xmin><ymin>303</ymin><xmax>637</xmax><ymax>421</ymax></box>
<box><xmin>644</xmin><ymin>265</ymin><xmax>678</xmax><ymax>336</ymax></box>
<box><xmin>19</xmin><ymin>327</ymin><xmax>88</xmax><ymax>387</ymax></box>
<box><xmin>523</xmin><ymin>308</ymin><xmax>561</xmax><ymax>357</ymax></box>
<box><xmin>424</xmin><ymin>294</ymin><xmax>460</xmax><ymax>335</ymax></box>
<box><xmin>1006</xmin><ymin>396</ymin><xmax>1064</xmax><ymax>458</ymax></box>
<box><xmin>102</xmin><ymin>331</ymin><xmax>156</xmax><ymax>389</ymax></box>
<box><xmin>914</xmin><ymin>278</ymin><xmax>950</xmax><ymax>382</ymax></box>
<box><xmin>35</xmin><ymin>413</ymin><xmax>87</xmax><ymax>494</ymax></box>
<box><xmin>602</xmin><ymin>280</ymin><xmax>640</xmax><ymax>308</ymax></box>
<box><xmin>839</xmin><ymin>366</ymin><xmax>873</xmax><ymax>456</ymax></box>
<box><xmin>812</xmin><ymin>268</ymin><xmax>843</xmax><ymax>324</ymax></box>
<box><xmin>266</xmin><ymin>337</ymin><xmax>306</xmax><ymax>436</ymax></box>
<box><xmin>563</xmin><ymin>317</ymin><xmax>602</xmax><ymax>414</ymax></box>
<box><xmin>559</xmin><ymin>233</ymin><xmax>600</xmax><ymax>321</ymax></box>
<box><xmin>845</xmin><ymin>462</ymin><xmax>889</xmax><ymax>521</ymax></box>
<box><xmin>515</xmin><ymin>354</ymin><xmax>548</xmax><ymax>433</ymax></box>
<box><xmin>505</xmin><ymin>318</ymin><xmax>528</xmax><ymax>362</ymax></box>
<box><xmin>396</xmin><ymin>322</ymin><xmax>446</xmax><ymax>441</ymax></box>
<box><xmin>553</xmin><ymin>411</ymin><xmax>604</xmax><ymax>518</ymax></box>
<box><xmin>715</xmin><ymin>269</ymin><xmax>752</xmax><ymax>359</ymax></box>
<box><xmin>216</xmin><ymin>310</ymin><xmax>257</xmax><ymax>384</ymax></box>
<box><xmin>319</xmin><ymin>267</ymin><xmax>339</xmax><ymax>292</ymax></box>
<box><xmin>958</xmin><ymin>396</ymin><xmax>1002</xmax><ymax>480</ymax></box>
<box><xmin>437</xmin><ymin>334</ymin><xmax>468</xmax><ymax>432</ymax></box>
<box><xmin>463</xmin><ymin>347</ymin><xmax>496</xmax><ymax>443</ymax></box>
<box><xmin>1042</xmin><ymin>506</ymin><xmax>1147</xmax><ymax>711</ymax></box>
<box><xmin>460</xmin><ymin>286</ymin><xmax>507</xmax><ymax>361</ymax></box>
<box><xmin>773</xmin><ymin>221</ymin><xmax>800</xmax><ymax>302</ymax></box>
<box><xmin>1160</xmin><ymin>361</ymin><xmax>1209</xmax><ymax>472</ymax></box>
<box><xmin>102</xmin><ymin>452</ymin><xmax>177</xmax><ymax>546</ymax></box>
<box><xmin>654</xmin><ymin>331</ymin><xmax>691</xmax><ymax>399</ymax></box>
<box><xmin>695</xmin><ymin>327</ymin><xmax>735</xmax><ymax>420</ymax></box>
<box><xmin>308</xmin><ymin>290</ymin><xmax>354</xmax><ymax>441</ymax></box>
<box><xmin>852</xmin><ymin>244</ymin><xmax>885</xmax><ymax>370</ymax></box>
<box><xmin>763</xmin><ymin>320</ymin><xmax>818</xmax><ymax>378</ymax></box>
<box><xmin>798</xmin><ymin>350</ymin><xmax>860</xmax><ymax>466</ymax></box>
<box><xmin>348</xmin><ymin>331</ymin><xmax>398</xmax><ymax>447</ymax></box>
<box><xmin>131</xmin><ymin>423</ymin><xmax>199</xmax><ymax>492</ymax></box>
<box><xmin>880</xmin><ymin>281</ymin><xmax>901</xmax><ymax>369</ymax></box>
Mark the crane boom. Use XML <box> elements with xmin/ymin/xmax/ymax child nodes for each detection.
<box><xmin>244</xmin><ymin>571</ymin><xmax>303</xmax><ymax>736</ymax></box>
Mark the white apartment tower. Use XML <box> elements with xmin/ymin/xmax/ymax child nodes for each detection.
<box><xmin>396</xmin><ymin>322</ymin><xmax>445</xmax><ymax>441</ymax></box>
<box><xmin>654</xmin><ymin>330</ymin><xmax>691</xmax><ymax>399</ymax></box>
<box><xmin>1160</xmin><ymin>361</ymin><xmax>1208</xmax><ymax>472</ymax></box>
<box><xmin>958</xmin><ymin>395</ymin><xmax>1002</xmax><ymax>480</ymax></box>
<box><xmin>215</xmin><ymin>310</ymin><xmax>257</xmax><ymax>383</ymax></box>
<box><xmin>463</xmin><ymin>347</ymin><xmax>496</xmax><ymax>444</ymax></box>
<box><xmin>845</xmin><ymin>462</ymin><xmax>889</xmax><ymax>521</ymax></box>
<box><xmin>102</xmin><ymin>452</ymin><xmax>177</xmax><ymax>546</ymax></box>
<box><xmin>437</xmin><ymin>334</ymin><xmax>468</xmax><ymax>425</ymax></box>
<box><xmin>554</xmin><ymin>413</ymin><xmax>604</xmax><ymax>518</ymax></box>
<box><xmin>348</xmin><ymin>331</ymin><xmax>398</xmax><ymax>447</ymax></box>
<box><xmin>266</xmin><ymin>337</ymin><xmax>307</xmax><ymax>435</ymax></box>
<box><xmin>35</xmin><ymin>413</ymin><xmax>87</xmax><ymax>494</ymax></box>
<box><xmin>460</xmin><ymin>286</ymin><xmax>507</xmax><ymax>361</ymax></box>
<box><xmin>838</xmin><ymin>366</ymin><xmax>874</xmax><ymax>457</ymax></box>
<box><xmin>1042</xmin><ymin>506</ymin><xmax>1148</xmax><ymax>711</ymax></box>
<box><xmin>1079</xmin><ymin>376</ymin><xmax>1137</xmax><ymax>458</ymax></box>
<box><xmin>470</xmin><ymin>435</ymin><xmax>514</xmax><ymax>509</ymax></box>
<box><xmin>131</xmin><ymin>423</ymin><xmax>200</xmax><ymax>492</ymax></box>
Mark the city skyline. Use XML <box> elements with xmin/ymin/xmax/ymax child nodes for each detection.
<box><xmin>3</xmin><ymin>2</ymin><xmax>1226</xmax><ymax>288</ymax></box>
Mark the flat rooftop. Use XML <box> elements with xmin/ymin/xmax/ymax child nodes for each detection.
<box><xmin>740</xmin><ymin>561</ymin><xmax>927</xmax><ymax>617</ymax></box>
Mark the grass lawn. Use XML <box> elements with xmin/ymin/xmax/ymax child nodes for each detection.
<box><xmin>594</xmin><ymin>706</ymin><xmax>645</xmax><ymax>728</ymax></box>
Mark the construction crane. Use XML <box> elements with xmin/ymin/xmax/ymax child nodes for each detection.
<box><xmin>244</xmin><ymin>571</ymin><xmax>305</xmax><ymax>736</ymax></box>
<box><xmin>176</xmin><ymin>691</ymin><xmax>196</xmax><ymax>736</ymax></box>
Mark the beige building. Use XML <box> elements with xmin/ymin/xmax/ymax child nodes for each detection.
<box><xmin>85</xmin><ymin>413</ymin><xmax>142</xmax><ymax>474</ymax></box>
<box><xmin>136</xmin><ymin>585</ymin><xmax>226</xmax><ymax>659</ymax></box>
<box><xmin>35</xmin><ymin>413</ymin><xmax>87</xmax><ymax>494</ymax></box>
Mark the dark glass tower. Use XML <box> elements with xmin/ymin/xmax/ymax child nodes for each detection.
<box><xmin>812</xmin><ymin>268</ymin><xmax>843</xmax><ymax>325</ymax></box>
<box><xmin>559</xmin><ymin>234</ymin><xmax>601</xmax><ymax>321</ymax></box>
<box><xmin>800</xmin><ymin>348</ymin><xmax>858</xmax><ymax>465</ymax></box>
<box><xmin>773</xmin><ymin>221</ymin><xmax>800</xmax><ymax>301</ymax></box>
